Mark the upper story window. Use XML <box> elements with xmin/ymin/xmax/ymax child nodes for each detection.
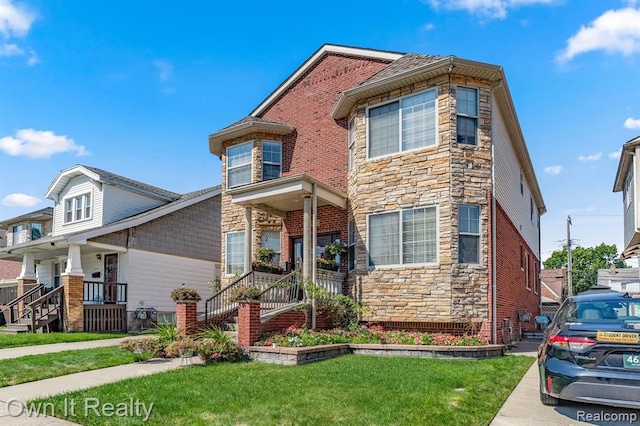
<box><xmin>367</xmin><ymin>89</ymin><xmax>437</xmax><ymax>159</ymax></box>
<box><xmin>262</xmin><ymin>141</ymin><xmax>282</xmax><ymax>181</ymax></box>
<box><xmin>348</xmin><ymin>219</ymin><xmax>356</xmax><ymax>270</ymax></box>
<box><xmin>12</xmin><ymin>225</ymin><xmax>23</xmax><ymax>245</ymax></box>
<box><xmin>624</xmin><ymin>171</ymin><xmax>633</xmax><ymax>208</ymax></box>
<box><xmin>368</xmin><ymin>206</ymin><xmax>437</xmax><ymax>267</ymax></box>
<box><xmin>64</xmin><ymin>193</ymin><xmax>92</xmax><ymax>224</ymax></box>
<box><xmin>31</xmin><ymin>223</ymin><xmax>43</xmax><ymax>240</ymax></box>
<box><xmin>348</xmin><ymin>118</ymin><xmax>356</xmax><ymax>171</ymax></box>
<box><xmin>456</xmin><ymin>87</ymin><xmax>478</xmax><ymax>146</ymax></box>
<box><xmin>227</xmin><ymin>142</ymin><xmax>253</xmax><ymax>189</ymax></box>
<box><xmin>458</xmin><ymin>204</ymin><xmax>480</xmax><ymax>263</ymax></box>
<box><xmin>520</xmin><ymin>172</ymin><xmax>524</xmax><ymax>195</ymax></box>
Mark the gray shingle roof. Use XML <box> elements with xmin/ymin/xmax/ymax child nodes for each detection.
<box><xmin>358</xmin><ymin>54</ymin><xmax>449</xmax><ymax>86</ymax></box>
<box><xmin>219</xmin><ymin>116</ymin><xmax>290</xmax><ymax>132</ymax></box>
<box><xmin>83</xmin><ymin>165</ymin><xmax>181</xmax><ymax>201</ymax></box>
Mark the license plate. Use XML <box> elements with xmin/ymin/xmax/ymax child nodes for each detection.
<box><xmin>624</xmin><ymin>353</ymin><xmax>640</xmax><ymax>368</ymax></box>
<box><xmin>597</xmin><ymin>331</ymin><xmax>640</xmax><ymax>344</ymax></box>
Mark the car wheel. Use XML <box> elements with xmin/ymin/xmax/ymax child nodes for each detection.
<box><xmin>539</xmin><ymin>390</ymin><xmax>562</xmax><ymax>406</ymax></box>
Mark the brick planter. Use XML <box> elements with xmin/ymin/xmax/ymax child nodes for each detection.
<box><xmin>176</xmin><ymin>301</ymin><xmax>198</xmax><ymax>335</ymax></box>
<box><xmin>238</xmin><ymin>300</ymin><xmax>262</xmax><ymax>347</ymax></box>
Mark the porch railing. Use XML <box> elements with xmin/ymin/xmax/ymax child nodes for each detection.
<box><xmin>259</xmin><ymin>271</ymin><xmax>303</xmax><ymax>316</ymax></box>
<box><xmin>84</xmin><ymin>305</ymin><xmax>127</xmax><ymax>332</ymax></box>
<box><xmin>23</xmin><ymin>286</ymin><xmax>64</xmax><ymax>332</ymax></box>
<box><xmin>1</xmin><ymin>283</ymin><xmax>46</xmax><ymax>324</ymax></box>
<box><xmin>83</xmin><ymin>281</ymin><xmax>127</xmax><ymax>304</ymax></box>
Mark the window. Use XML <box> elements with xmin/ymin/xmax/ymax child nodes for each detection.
<box><xmin>456</xmin><ymin>87</ymin><xmax>478</xmax><ymax>145</ymax></box>
<box><xmin>530</xmin><ymin>197</ymin><xmax>534</xmax><ymax>223</ymax></box>
<box><xmin>520</xmin><ymin>172</ymin><xmax>524</xmax><ymax>195</ymax></box>
<box><xmin>53</xmin><ymin>261</ymin><xmax>67</xmax><ymax>288</ymax></box>
<box><xmin>625</xmin><ymin>171</ymin><xmax>633</xmax><ymax>208</ymax></box>
<box><xmin>226</xmin><ymin>232</ymin><xmax>245</xmax><ymax>276</ymax></box>
<box><xmin>458</xmin><ymin>204</ymin><xmax>480</xmax><ymax>263</ymax></box>
<box><xmin>64</xmin><ymin>193</ymin><xmax>92</xmax><ymax>223</ymax></box>
<box><xmin>12</xmin><ymin>225</ymin><xmax>23</xmax><ymax>245</ymax></box>
<box><xmin>368</xmin><ymin>206</ymin><xmax>437</xmax><ymax>267</ymax></box>
<box><xmin>348</xmin><ymin>118</ymin><xmax>356</xmax><ymax>171</ymax></box>
<box><xmin>262</xmin><ymin>141</ymin><xmax>281</xmax><ymax>181</ymax></box>
<box><xmin>348</xmin><ymin>219</ymin><xmax>356</xmax><ymax>270</ymax></box>
<box><xmin>368</xmin><ymin>90</ymin><xmax>437</xmax><ymax>158</ymax></box>
<box><xmin>525</xmin><ymin>252</ymin><xmax>531</xmax><ymax>289</ymax></box>
<box><xmin>31</xmin><ymin>223</ymin><xmax>43</xmax><ymax>240</ymax></box>
<box><xmin>261</xmin><ymin>230</ymin><xmax>281</xmax><ymax>265</ymax></box>
<box><xmin>227</xmin><ymin>142</ymin><xmax>252</xmax><ymax>189</ymax></box>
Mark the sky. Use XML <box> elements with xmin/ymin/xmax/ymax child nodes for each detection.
<box><xmin>1</xmin><ymin>0</ymin><xmax>640</xmax><ymax>264</ymax></box>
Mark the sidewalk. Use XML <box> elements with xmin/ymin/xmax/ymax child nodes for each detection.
<box><xmin>0</xmin><ymin>337</ymin><xmax>202</xmax><ymax>424</ymax></box>
<box><xmin>0</xmin><ymin>338</ymin><xmax>127</xmax><ymax>360</ymax></box>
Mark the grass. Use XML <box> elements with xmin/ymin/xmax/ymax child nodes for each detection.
<box><xmin>36</xmin><ymin>354</ymin><xmax>535</xmax><ymax>426</ymax></box>
<box><xmin>0</xmin><ymin>346</ymin><xmax>136</xmax><ymax>387</ymax></box>
<box><xmin>0</xmin><ymin>332</ymin><xmax>128</xmax><ymax>349</ymax></box>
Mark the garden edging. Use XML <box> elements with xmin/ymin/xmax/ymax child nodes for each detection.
<box><xmin>248</xmin><ymin>343</ymin><xmax>505</xmax><ymax>365</ymax></box>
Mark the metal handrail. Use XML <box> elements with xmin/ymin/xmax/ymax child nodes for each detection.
<box><xmin>83</xmin><ymin>281</ymin><xmax>128</xmax><ymax>304</ymax></box>
<box><xmin>204</xmin><ymin>271</ymin><xmax>254</xmax><ymax>325</ymax></box>
<box><xmin>259</xmin><ymin>271</ymin><xmax>303</xmax><ymax>315</ymax></box>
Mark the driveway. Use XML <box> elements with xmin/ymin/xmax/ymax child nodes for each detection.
<box><xmin>492</xmin><ymin>340</ymin><xmax>640</xmax><ymax>425</ymax></box>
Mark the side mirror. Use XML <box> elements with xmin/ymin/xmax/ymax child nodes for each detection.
<box><xmin>535</xmin><ymin>315</ymin><xmax>550</xmax><ymax>326</ymax></box>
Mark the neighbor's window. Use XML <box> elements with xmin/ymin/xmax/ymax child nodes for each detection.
<box><xmin>458</xmin><ymin>204</ymin><xmax>480</xmax><ymax>263</ymax></box>
<box><xmin>226</xmin><ymin>232</ymin><xmax>245</xmax><ymax>276</ymax></box>
<box><xmin>64</xmin><ymin>193</ymin><xmax>92</xmax><ymax>224</ymax></box>
<box><xmin>261</xmin><ymin>230</ymin><xmax>281</xmax><ymax>265</ymax></box>
<box><xmin>348</xmin><ymin>219</ymin><xmax>356</xmax><ymax>270</ymax></box>
<box><xmin>368</xmin><ymin>206</ymin><xmax>437</xmax><ymax>267</ymax></box>
<box><xmin>456</xmin><ymin>87</ymin><xmax>478</xmax><ymax>145</ymax></box>
<box><xmin>348</xmin><ymin>118</ymin><xmax>356</xmax><ymax>171</ymax></box>
<box><xmin>368</xmin><ymin>89</ymin><xmax>437</xmax><ymax>158</ymax></box>
<box><xmin>227</xmin><ymin>142</ymin><xmax>253</xmax><ymax>189</ymax></box>
<box><xmin>262</xmin><ymin>141</ymin><xmax>282</xmax><ymax>181</ymax></box>
<box><xmin>12</xmin><ymin>225</ymin><xmax>23</xmax><ymax>245</ymax></box>
<box><xmin>31</xmin><ymin>223</ymin><xmax>43</xmax><ymax>240</ymax></box>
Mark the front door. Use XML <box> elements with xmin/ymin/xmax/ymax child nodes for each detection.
<box><xmin>104</xmin><ymin>254</ymin><xmax>118</xmax><ymax>303</ymax></box>
<box><xmin>291</xmin><ymin>233</ymin><xmax>342</xmax><ymax>271</ymax></box>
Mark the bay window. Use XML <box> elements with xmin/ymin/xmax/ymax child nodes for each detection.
<box><xmin>456</xmin><ymin>87</ymin><xmax>478</xmax><ymax>145</ymax></box>
<box><xmin>227</xmin><ymin>142</ymin><xmax>252</xmax><ymax>189</ymax></box>
<box><xmin>458</xmin><ymin>204</ymin><xmax>480</xmax><ymax>263</ymax></box>
<box><xmin>262</xmin><ymin>141</ymin><xmax>281</xmax><ymax>181</ymax></box>
<box><xmin>226</xmin><ymin>232</ymin><xmax>245</xmax><ymax>276</ymax></box>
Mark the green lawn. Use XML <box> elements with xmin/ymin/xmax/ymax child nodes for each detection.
<box><xmin>0</xmin><ymin>346</ymin><xmax>136</xmax><ymax>387</ymax></box>
<box><xmin>0</xmin><ymin>332</ymin><xmax>128</xmax><ymax>349</ymax></box>
<box><xmin>36</xmin><ymin>354</ymin><xmax>534</xmax><ymax>426</ymax></box>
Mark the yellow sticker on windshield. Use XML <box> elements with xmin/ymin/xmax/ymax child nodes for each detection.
<box><xmin>596</xmin><ymin>331</ymin><xmax>639</xmax><ymax>344</ymax></box>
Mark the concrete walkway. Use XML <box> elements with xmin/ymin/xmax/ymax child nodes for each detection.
<box><xmin>491</xmin><ymin>340</ymin><xmax>640</xmax><ymax>426</ymax></box>
<box><xmin>0</xmin><ymin>337</ymin><xmax>202</xmax><ymax>425</ymax></box>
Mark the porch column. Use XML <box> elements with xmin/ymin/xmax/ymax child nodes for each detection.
<box><xmin>18</xmin><ymin>252</ymin><xmax>37</xmax><ymax>280</ymax></box>
<box><xmin>244</xmin><ymin>207</ymin><xmax>253</xmax><ymax>273</ymax></box>
<box><xmin>302</xmin><ymin>196</ymin><xmax>312</xmax><ymax>282</ymax></box>
<box><xmin>63</xmin><ymin>244</ymin><xmax>84</xmax><ymax>331</ymax></box>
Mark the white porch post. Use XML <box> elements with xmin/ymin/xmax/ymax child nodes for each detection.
<box><xmin>18</xmin><ymin>252</ymin><xmax>37</xmax><ymax>280</ymax></box>
<box><xmin>311</xmin><ymin>184</ymin><xmax>318</xmax><ymax>330</ymax></box>
<box><xmin>64</xmin><ymin>244</ymin><xmax>84</xmax><ymax>276</ymax></box>
<box><xmin>244</xmin><ymin>207</ymin><xmax>253</xmax><ymax>274</ymax></box>
<box><xmin>303</xmin><ymin>196</ymin><xmax>312</xmax><ymax>282</ymax></box>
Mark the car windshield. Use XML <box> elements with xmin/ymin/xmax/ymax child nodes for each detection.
<box><xmin>565</xmin><ymin>298</ymin><xmax>640</xmax><ymax>324</ymax></box>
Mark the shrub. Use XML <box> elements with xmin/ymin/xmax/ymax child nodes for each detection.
<box><xmin>152</xmin><ymin>322</ymin><xmax>181</xmax><ymax>345</ymax></box>
<box><xmin>170</xmin><ymin>287</ymin><xmax>202</xmax><ymax>302</ymax></box>
<box><xmin>197</xmin><ymin>340</ymin><xmax>246</xmax><ymax>364</ymax></box>
<box><xmin>165</xmin><ymin>337</ymin><xmax>199</xmax><ymax>358</ymax></box>
<box><xmin>119</xmin><ymin>336</ymin><xmax>163</xmax><ymax>360</ymax></box>
<box><xmin>229</xmin><ymin>285</ymin><xmax>262</xmax><ymax>302</ymax></box>
<box><xmin>197</xmin><ymin>324</ymin><xmax>234</xmax><ymax>346</ymax></box>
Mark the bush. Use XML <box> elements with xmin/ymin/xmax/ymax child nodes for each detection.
<box><xmin>165</xmin><ymin>337</ymin><xmax>199</xmax><ymax>358</ymax></box>
<box><xmin>197</xmin><ymin>340</ymin><xmax>246</xmax><ymax>364</ymax></box>
<box><xmin>119</xmin><ymin>336</ymin><xmax>163</xmax><ymax>360</ymax></box>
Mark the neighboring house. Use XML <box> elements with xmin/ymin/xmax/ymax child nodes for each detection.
<box><xmin>540</xmin><ymin>268</ymin><xmax>564</xmax><ymax>304</ymax></box>
<box><xmin>598</xmin><ymin>267</ymin><xmax>640</xmax><ymax>293</ymax></box>
<box><xmin>208</xmin><ymin>44</ymin><xmax>546</xmax><ymax>343</ymax></box>
<box><xmin>0</xmin><ymin>165</ymin><xmax>221</xmax><ymax>332</ymax></box>
<box><xmin>614</xmin><ymin>135</ymin><xmax>640</xmax><ymax>259</ymax></box>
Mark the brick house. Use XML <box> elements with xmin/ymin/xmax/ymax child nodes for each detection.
<box><xmin>208</xmin><ymin>44</ymin><xmax>546</xmax><ymax>343</ymax></box>
<box><xmin>0</xmin><ymin>165</ymin><xmax>221</xmax><ymax>332</ymax></box>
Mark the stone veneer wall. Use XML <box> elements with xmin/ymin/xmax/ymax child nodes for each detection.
<box><xmin>347</xmin><ymin>74</ymin><xmax>493</xmax><ymax>331</ymax></box>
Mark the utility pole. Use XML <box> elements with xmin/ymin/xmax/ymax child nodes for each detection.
<box><xmin>567</xmin><ymin>215</ymin><xmax>573</xmax><ymax>297</ymax></box>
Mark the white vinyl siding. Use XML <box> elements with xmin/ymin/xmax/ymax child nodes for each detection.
<box><xmin>126</xmin><ymin>249</ymin><xmax>217</xmax><ymax>313</ymax></box>
<box><xmin>101</xmin><ymin>185</ymin><xmax>167</xmax><ymax>226</ymax></box>
<box><xmin>53</xmin><ymin>176</ymin><xmax>101</xmax><ymax>235</ymax></box>
<box><xmin>367</xmin><ymin>206</ymin><xmax>437</xmax><ymax>268</ymax></box>
<box><xmin>367</xmin><ymin>89</ymin><xmax>437</xmax><ymax>159</ymax></box>
<box><xmin>227</xmin><ymin>142</ymin><xmax>253</xmax><ymax>189</ymax></box>
<box><xmin>492</xmin><ymin>97</ymin><xmax>540</xmax><ymax>255</ymax></box>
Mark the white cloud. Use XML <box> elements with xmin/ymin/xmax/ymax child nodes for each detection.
<box><xmin>625</xmin><ymin>117</ymin><xmax>640</xmax><ymax>129</ymax></box>
<box><xmin>0</xmin><ymin>42</ymin><xmax>21</xmax><ymax>56</ymax></box>
<box><xmin>0</xmin><ymin>0</ymin><xmax>36</xmax><ymax>37</ymax></box>
<box><xmin>544</xmin><ymin>165</ymin><xmax>562</xmax><ymax>175</ymax></box>
<box><xmin>0</xmin><ymin>129</ymin><xmax>88</xmax><ymax>159</ymax></box>
<box><xmin>557</xmin><ymin>7</ymin><xmax>640</xmax><ymax>63</ymax></box>
<box><xmin>153</xmin><ymin>59</ymin><xmax>173</xmax><ymax>81</ymax></box>
<box><xmin>2</xmin><ymin>193</ymin><xmax>40</xmax><ymax>207</ymax></box>
<box><xmin>609</xmin><ymin>149</ymin><xmax>622</xmax><ymax>159</ymax></box>
<box><xmin>423</xmin><ymin>23</ymin><xmax>435</xmax><ymax>31</ymax></box>
<box><xmin>578</xmin><ymin>152</ymin><xmax>602</xmax><ymax>162</ymax></box>
<box><xmin>424</xmin><ymin>0</ymin><xmax>558</xmax><ymax>19</ymax></box>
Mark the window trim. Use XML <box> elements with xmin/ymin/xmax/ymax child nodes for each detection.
<box><xmin>226</xmin><ymin>141</ymin><xmax>253</xmax><ymax>190</ymax></box>
<box><xmin>31</xmin><ymin>222</ymin><xmax>43</xmax><ymax>240</ymax></box>
<box><xmin>366</xmin><ymin>205</ymin><xmax>439</xmax><ymax>269</ymax></box>
<box><xmin>225</xmin><ymin>231</ymin><xmax>245</xmax><ymax>277</ymax></box>
<box><xmin>260</xmin><ymin>229</ymin><xmax>281</xmax><ymax>265</ymax></box>
<box><xmin>348</xmin><ymin>219</ymin><xmax>356</xmax><ymax>270</ymax></box>
<box><xmin>63</xmin><ymin>192</ymin><xmax>92</xmax><ymax>225</ymax></box>
<box><xmin>525</xmin><ymin>251</ymin><xmax>531</xmax><ymax>290</ymax></box>
<box><xmin>365</xmin><ymin>88</ymin><xmax>438</xmax><ymax>161</ymax></box>
<box><xmin>348</xmin><ymin>117</ymin><xmax>356</xmax><ymax>171</ymax></box>
<box><xmin>458</xmin><ymin>204</ymin><xmax>481</xmax><ymax>264</ymax></box>
<box><xmin>261</xmin><ymin>140</ymin><xmax>282</xmax><ymax>181</ymax></box>
<box><xmin>455</xmin><ymin>86</ymin><xmax>479</xmax><ymax>146</ymax></box>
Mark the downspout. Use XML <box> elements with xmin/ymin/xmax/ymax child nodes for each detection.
<box><xmin>490</xmin><ymin>79</ymin><xmax>502</xmax><ymax>345</ymax></box>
